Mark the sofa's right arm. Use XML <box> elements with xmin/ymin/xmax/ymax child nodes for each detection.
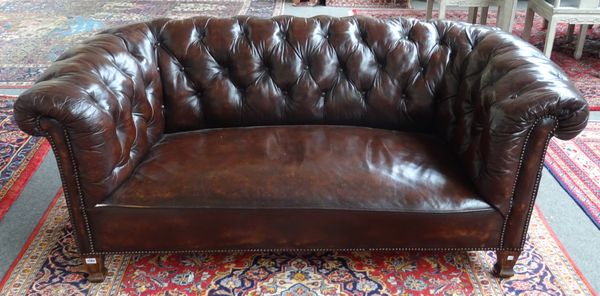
<box><xmin>433</xmin><ymin>23</ymin><xmax>588</xmax><ymax>250</ymax></box>
<box><xmin>438</xmin><ymin>26</ymin><xmax>588</xmax><ymax>211</ymax></box>
<box><xmin>14</xmin><ymin>21</ymin><xmax>166</xmax><ymax>208</ymax></box>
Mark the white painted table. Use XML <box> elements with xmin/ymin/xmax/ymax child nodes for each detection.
<box><xmin>426</xmin><ymin>0</ymin><xmax>519</xmax><ymax>32</ymax></box>
<box><xmin>496</xmin><ymin>0</ymin><xmax>519</xmax><ymax>32</ymax></box>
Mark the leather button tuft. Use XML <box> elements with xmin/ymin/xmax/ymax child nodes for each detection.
<box><xmin>304</xmin><ymin>65</ymin><xmax>309</xmax><ymax>70</ymax></box>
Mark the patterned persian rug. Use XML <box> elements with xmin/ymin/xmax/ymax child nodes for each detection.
<box><xmin>0</xmin><ymin>191</ymin><xmax>594</xmax><ymax>295</ymax></box>
<box><xmin>351</xmin><ymin>9</ymin><xmax>600</xmax><ymax>110</ymax></box>
<box><xmin>0</xmin><ymin>95</ymin><xmax>50</xmax><ymax>221</ymax></box>
<box><xmin>0</xmin><ymin>0</ymin><xmax>285</xmax><ymax>88</ymax></box>
<box><xmin>545</xmin><ymin>121</ymin><xmax>600</xmax><ymax>229</ymax></box>
<box><xmin>326</xmin><ymin>0</ymin><xmax>411</xmax><ymax>8</ymax></box>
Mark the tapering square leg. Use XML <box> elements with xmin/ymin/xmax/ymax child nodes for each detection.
<box><xmin>566</xmin><ymin>24</ymin><xmax>575</xmax><ymax>42</ymax></box>
<box><xmin>83</xmin><ymin>255</ymin><xmax>107</xmax><ymax>283</ymax></box>
<box><xmin>468</xmin><ymin>7</ymin><xmax>478</xmax><ymax>24</ymax></box>
<box><xmin>494</xmin><ymin>250</ymin><xmax>521</xmax><ymax>278</ymax></box>
<box><xmin>522</xmin><ymin>8</ymin><xmax>535</xmax><ymax>40</ymax></box>
<box><xmin>426</xmin><ymin>0</ymin><xmax>434</xmax><ymax>20</ymax></box>
<box><xmin>480</xmin><ymin>7</ymin><xmax>489</xmax><ymax>25</ymax></box>
<box><xmin>438</xmin><ymin>0</ymin><xmax>447</xmax><ymax>20</ymax></box>
<box><xmin>574</xmin><ymin>24</ymin><xmax>589</xmax><ymax>60</ymax></box>
<box><xmin>543</xmin><ymin>18</ymin><xmax>558</xmax><ymax>58</ymax></box>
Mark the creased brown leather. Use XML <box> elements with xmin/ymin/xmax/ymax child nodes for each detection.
<box><xmin>101</xmin><ymin>126</ymin><xmax>489</xmax><ymax>213</ymax></box>
<box><xmin>14</xmin><ymin>21</ymin><xmax>167</xmax><ymax>206</ymax></box>
<box><xmin>434</xmin><ymin>25</ymin><xmax>589</xmax><ymax>213</ymax></box>
<box><xmin>14</xmin><ymin>16</ymin><xmax>588</xmax><ymax>254</ymax></box>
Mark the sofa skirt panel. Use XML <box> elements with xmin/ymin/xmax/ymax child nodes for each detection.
<box><xmin>85</xmin><ymin>207</ymin><xmax>504</xmax><ymax>253</ymax></box>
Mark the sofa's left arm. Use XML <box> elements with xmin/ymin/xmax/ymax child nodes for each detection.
<box><xmin>14</xmin><ymin>21</ymin><xmax>166</xmax><ymax>209</ymax></box>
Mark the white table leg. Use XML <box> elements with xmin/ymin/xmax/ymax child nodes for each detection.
<box><xmin>426</xmin><ymin>0</ymin><xmax>435</xmax><ymax>20</ymax></box>
<box><xmin>575</xmin><ymin>24</ymin><xmax>588</xmax><ymax>60</ymax></box>
<box><xmin>522</xmin><ymin>7</ymin><xmax>535</xmax><ymax>40</ymax></box>
<box><xmin>497</xmin><ymin>0</ymin><xmax>519</xmax><ymax>32</ymax></box>
<box><xmin>438</xmin><ymin>0</ymin><xmax>447</xmax><ymax>20</ymax></box>
<box><xmin>480</xmin><ymin>7</ymin><xmax>489</xmax><ymax>25</ymax></box>
<box><xmin>566</xmin><ymin>24</ymin><xmax>575</xmax><ymax>42</ymax></box>
<box><xmin>543</xmin><ymin>18</ymin><xmax>558</xmax><ymax>58</ymax></box>
<box><xmin>468</xmin><ymin>7</ymin><xmax>478</xmax><ymax>24</ymax></box>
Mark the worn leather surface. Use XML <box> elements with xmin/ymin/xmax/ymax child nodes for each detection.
<box><xmin>101</xmin><ymin>125</ymin><xmax>490</xmax><ymax>212</ymax></box>
<box><xmin>14</xmin><ymin>22</ymin><xmax>166</xmax><ymax>206</ymax></box>
<box><xmin>87</xmin><ymin>208</ymin><xmax>503</xmax><ymax>252</ymax></box>
<box><xmin>14</xmin><ymin>16</ymin><xmax>589</xmax><ymax>253</ymax></box>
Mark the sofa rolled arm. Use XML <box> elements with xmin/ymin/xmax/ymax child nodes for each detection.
<box><xmin>479</xmin><ymin>68</ymin><xmax>588</xmax><ymax>213</ymax></box>
<box><xmin>14</xmin><ymin>23</ymin><xmax>165</xmax><ymax>207</ymax></box>
<box><xmin>477</xmin><ymin>40</ymin><xmax>588</xmax><ymax>141</ymax></box>
<box><xmin>438</xmin><ymin>27</ymin><xmax>589</xmax><ymax>215</ymax></box>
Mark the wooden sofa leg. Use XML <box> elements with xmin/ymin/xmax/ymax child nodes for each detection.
<box><xmin>83</xmin><ymin>255</ymin><xmax>107</xmax><ymax>282</ymax></box>
<box><xmin>494</xmin><ymin>250</ymin><xmax>521</xmax><ymax>278</ymax></box>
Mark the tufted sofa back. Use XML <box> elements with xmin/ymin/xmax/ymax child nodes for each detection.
<box><xmin>155</xmin><ymin>16</ymin><xmax>459</xmax><ymax>132</ymax></box>
<box><xmin>17</xmin><ymin>15</ymin><xmax>588</xmax><ymax>211</ymax></box>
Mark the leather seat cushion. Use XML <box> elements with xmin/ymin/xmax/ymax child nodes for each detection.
<box><xmin>99</xmin><ymin>125</ymin><xmax>493</xmax><ymax>214</ymax></box>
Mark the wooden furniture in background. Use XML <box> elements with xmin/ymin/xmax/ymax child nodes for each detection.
<box><xmin>325</xmin><ymin>0</ymin><xmax>412</xmax><ymax>7</ymax></box>
<box><xmin>425</xmin><ymin>0</ymin><xmax>519</xmax><ymax>32</ymax></box>
<box><xmin>522</xmin><ymin>0</ymin><xmax>600</xmax><ymax>59</ymax></box>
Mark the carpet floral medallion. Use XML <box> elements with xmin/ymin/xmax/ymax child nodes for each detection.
<box><xmin>351</xmin><ymin>9</ymin><xmax>600</xmax><ymax>110</ymax></box>
<box><xmin>545</xmin><ymin>121</ymin><xmax>600</xmax><ymax>229</ymax></box>
<box><xmin>0</xmin><ymin>191</ymin><xmax>594</xmax><ymax>295</ymax></box>
<box><xmin>0</xmin><ymin>95</ymin><xmax>50</xmax><ymax>221</ymax></box>
<box><xmin>0</xmin><ymin>0</ymin><xmax>285</xmax><ymax>87</ymax></box>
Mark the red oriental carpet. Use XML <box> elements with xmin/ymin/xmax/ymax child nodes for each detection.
<box><xmin>0</xmin><ymin>0</ymin><xmax>285</xmax><ymax>88</ymax></box>
<box><xmin>0</xmin><ymin>190</ymin><xmax>595</xmax><ymax>295</ymax></box>
<box><xmin>545</xmin><ymin>121</ymin><xmax>600</xmax><ymax>229</ymax></box>
<box><xmin>351</xmin><ymin>9</ymin><xmax>600</xmax><ymax>110</ymax></box>
<box><xmin>0</xmin><ymin>94</ymin><xmax>50</xmax><ymax>221</ymax></box>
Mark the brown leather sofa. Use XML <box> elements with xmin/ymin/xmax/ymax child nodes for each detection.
<box><xmin>14</xmin><ymin>15</ymin><xmax>589</xmax><ymax>282</ymax></box>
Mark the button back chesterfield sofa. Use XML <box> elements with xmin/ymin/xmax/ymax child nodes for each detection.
<box><xmin>14</xmin><ymin>15</ymin><xmax>589</xmax><ymax>282</ymax></box>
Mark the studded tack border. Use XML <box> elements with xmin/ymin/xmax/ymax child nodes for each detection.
<box><xmin>519</xmin><ymin>117</ymin><xmax>558</xmax><ymax>249</ymax></box>
<box><xmin>499</xmin><ymin>115</ymin><xmax>558</xmax><ymax>249</ymax></box>
<box><xmin>83</xmin><ymin>246</ymin><xmax>523</xmax><ymax>256</ymax></box>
